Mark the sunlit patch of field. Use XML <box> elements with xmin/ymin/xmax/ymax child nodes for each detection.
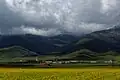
<box><xmin>0</xmin><ymin>68</ymin><xmax>120</xmax><ymax>80</ymax></box>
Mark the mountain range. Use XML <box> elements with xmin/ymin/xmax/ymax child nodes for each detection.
<box><xmin>0</xmin><ymin>26</ymin><xmax>120</xmax><ymax>60</ymax></box>
<box><xmin>0</xmin><ymin>34</ymin><xmax>80</xmax><ymax>54</ymax></box>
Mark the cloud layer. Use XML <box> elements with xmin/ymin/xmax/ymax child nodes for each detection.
<box><xmin>1</xmin><ymin>0</ymin><xmax>120</xmax><ymax>36</ymax></box>
<box><xmin>12</xmin><ymin>25</ymin><xmax>62</xmax><ymax>36</ymax></box>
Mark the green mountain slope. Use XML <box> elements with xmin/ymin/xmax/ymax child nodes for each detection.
<box><xmin>0</xmin><ymin>46</ymin><xmax>38</xmax><ymax>59</ymax></box>
<box><xmin>62</xmin><ymin>49</ymin><xmax>97</xmax><ymax>60</ymax></box>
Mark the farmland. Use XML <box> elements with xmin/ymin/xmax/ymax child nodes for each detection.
<box><xmin>0</xmin><ymin>68</ymin><xmax>120</xmax><ymax>80</ymax></box>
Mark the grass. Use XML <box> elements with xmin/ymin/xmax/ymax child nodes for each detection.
<box><xmin>0</xmin><ymin>68</ymin><xmax>119</xmax><ymax>80</ymax></box>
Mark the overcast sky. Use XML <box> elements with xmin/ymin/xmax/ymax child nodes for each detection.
<box><xmin>0</xmin><ymin>0</ymin><xmax>120</xmax><ymax>36</ymax></box>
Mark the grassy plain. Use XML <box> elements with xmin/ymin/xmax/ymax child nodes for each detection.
<box><xmin>0</xmin><ymin>68</ymin><xmax>119</xmax><ymax>80</ymax></box>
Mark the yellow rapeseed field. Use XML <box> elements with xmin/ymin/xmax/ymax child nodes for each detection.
<box><xmin>0</xmin><ymin>68</ymin><xmax>120</xmax><ymax>80</ymax></box>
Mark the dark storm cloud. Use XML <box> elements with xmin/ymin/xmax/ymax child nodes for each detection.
<box><xmin>0</xmin><ymin>0</ymin><xmax>25</xmax><ymax>34</ymax></box>
<box><xmin>0</xmin><ymin>0</ymin><xmax>120</xmax><ymax>36</ymax></box>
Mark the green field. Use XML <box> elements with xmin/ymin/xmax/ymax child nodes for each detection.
<box><xmin>0</xmin><ymin>68</ymin><xmax>120</xmax><ymax>80</ymax></box>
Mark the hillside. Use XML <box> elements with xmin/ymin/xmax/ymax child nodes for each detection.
<box><xmin>0</xmin><ymin>46</ymin><xmax>38</xmax><ymax>59</ymax></box>
<box><xmin>63</xmin><ymin>26</ymin><xmax>120</xmax><ymax>54</ymax></box>
<box><xmin>61</xmin><ymin>49</ymin><xmax>97</xmax><ymax>60</ymax></box>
